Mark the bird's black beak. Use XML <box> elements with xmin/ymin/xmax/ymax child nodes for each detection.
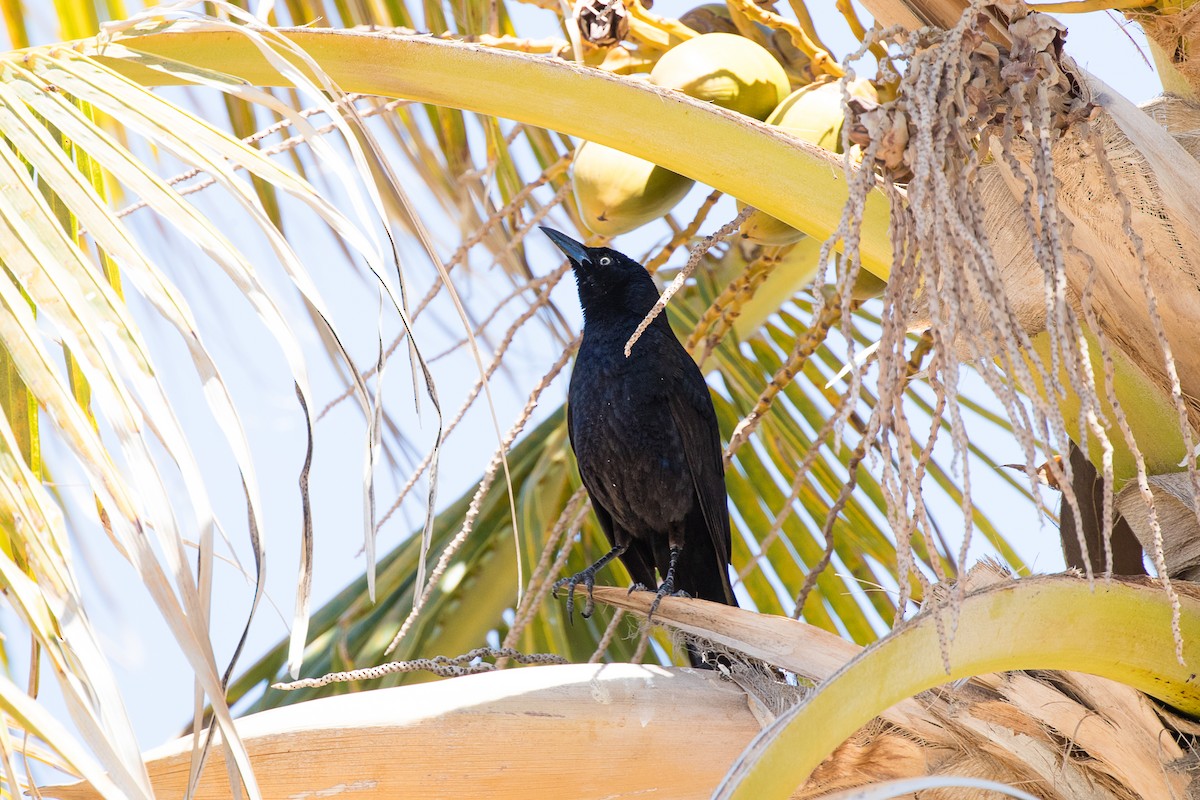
<box><xmin>541</xmin><ymin>227</ymin><xmax>591</xmax><ymax>268</ymax></box>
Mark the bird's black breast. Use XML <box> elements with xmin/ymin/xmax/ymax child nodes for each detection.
<box><xmin>568</xmin><ymin>322</ymin><xmax>697</xmax><ymax>537</ymax></box>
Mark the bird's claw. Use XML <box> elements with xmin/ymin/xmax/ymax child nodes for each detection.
<box><xmin>628</xmin><ymin>581</ymin><xmax>690</xmax><ymax>620</ymax></box>
<box><xmin>553</xmin><ymin>544</ymin><xmax>628</xmax><ymax>623</ymax></box>
<box><xmin>553</xmin><ymin>571</ymin><xmax>597</xmax><ymax>623</ymax></box>
<box><xmin>647</xmin><ymin>585</ymin><xmax>690</xmax><ymax>621</ymax></box>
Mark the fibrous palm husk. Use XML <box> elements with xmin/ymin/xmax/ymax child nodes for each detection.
<box><xmin>747</xmin><ymin>562</ymin><xmax>1196</xmax><ymax>799</ymax></box>
<box><xmin>1118</xmin><ymin>472</ymin><xmax>1200</xmax><ymax>580</ymax></box>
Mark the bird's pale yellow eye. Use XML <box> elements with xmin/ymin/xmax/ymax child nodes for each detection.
<box><xmin>599</xmin><ymin>256</ymin><xmax>612</xmax><ymax>266</ymax></box>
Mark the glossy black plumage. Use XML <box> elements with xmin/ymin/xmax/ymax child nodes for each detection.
<box><xmin>543</xmin><ymin>228</ymin><xmax>737</xmax><ymax>664</ymax></box>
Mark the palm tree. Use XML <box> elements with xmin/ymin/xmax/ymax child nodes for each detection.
<box><xmin>0</xmin><ymin>0</ymin><xmax>1196</xmax><ymax>798</ymax></box>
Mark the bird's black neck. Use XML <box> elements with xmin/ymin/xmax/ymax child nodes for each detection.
<box><xmin>579</xmin><ymin>305</ymin><xmax>676</xmax><ymax>359</ymax></box>
<box><xmin>574</xmin><ymin>269</ymin><xmax>662</xmax><ymax>325</ymax></box>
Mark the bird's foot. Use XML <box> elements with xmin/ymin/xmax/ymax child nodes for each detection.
<box><xmin>647</xmin><ymin>546</ymin><xmax>686</xmax><ymax>621</ymax></box>
<box><xmin>553</xmin><ymin>544</ymin><xmax>628</xmax><ymax>623</ymax></box>
<box><xmin>647</xmin><ymin>586</ymin><xmax>692</xmax><ymax>620</ymax></box>
<box><xmin>627</xmin><ymin>582</ymin><xmax>650</xmax><ymax>595</ymax></box>
<box><xmin>553</xmin><ymin>569</ymin><xmax>596</xmax><ymax>622</ymax></box>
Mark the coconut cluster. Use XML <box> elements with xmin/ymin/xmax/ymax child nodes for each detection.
<box><xmin>573</xmin><ymin>32</ymin><xmax>790</xmax><ymax>235</ymax></box>
<box><xmin>569</xmin><ymin>21</ymin><xmax>875</xmax><ymax>243</ymax></box>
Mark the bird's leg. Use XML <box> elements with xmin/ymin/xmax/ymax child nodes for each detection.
<box><xmin>553</xmin><ymin>544</ymin><xmax>628</xmax><ymax>622</ymax></box>
<box><xmin>647</xmin><ymin>546</ymin><xmax>687</xmax><ymax>620</ymax></box>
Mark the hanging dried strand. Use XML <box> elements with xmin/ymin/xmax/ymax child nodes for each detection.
<box><xmin>272</xmin><ymin>647</ymin><xmax>569</xmax><ymax>689</ymax></box>
<box><xmin>374</xmin><ymin>278</ymin><xmax>575</xmax><ymax>532</ymax></box>
<box><xmin>726</xmin><ymin>297</ymin><xmax>845</xmax><ymax>459</ymax></box>
<box><xmin>1061</xmin><ymin>228</ymin><xmax>1119</xmax><ymax>576</ymax></box>
<box><xmin>737</xmin><ymin>387</ymin><xmax>855</xmax><ymax>584</ymax></box>
<box><xmin>502</xmin><ymin>486</ymin><xmax>591</xmax><ymax>649</ymax></box>
<box><xmin>384</xmin><ymin>336</ymin><xmax>581</xmax><ymax>655</ymax></box>
<box><xmin>624</xmin><ymin>206</ymin><xmax>754</xmax><ymax>357</ymax></box>
<box><xmin>590</xmin><ymin>610</ymin><xmax>627</xmax><ymax>663</ymax></box>
<box><xmin>794</xmin><ymin>438</ymin><xmax>869</xmax><ymax>617</ymax></box>
<box><xmin>643</xmin><ymin>190</ymin><xmax>724</xmax><ymax>275</ymax></box>
<box><xmin>1086</xmin><ymin>126</ymin><xmax>1187</xmax><ymax>663</ymax></box>
<box><xmin>827</xmin><ymin>0</ymin><xmax>1137</xmax><ymax>649</ymax></box>
<box><xmin>685</xmin><ymin>251</ymin><xmax>775</xmax><ymax>366</ymax></box>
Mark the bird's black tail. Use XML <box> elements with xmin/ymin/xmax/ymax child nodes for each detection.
<box><xmin>675</xmin><ymin>540</ymin><xmax>738</xmax><ymax>669</ymax></box>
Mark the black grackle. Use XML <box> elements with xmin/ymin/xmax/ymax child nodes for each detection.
<box><xmin>543</xmin><ymin>227</ymin><xmax>737</xmax><ymax>667</ymax></box>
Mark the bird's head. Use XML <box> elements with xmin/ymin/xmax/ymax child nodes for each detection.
<box><xmin>541</xmin><ymin>227</ymin><xmax>660</xmax><ymax>320</ymax></box>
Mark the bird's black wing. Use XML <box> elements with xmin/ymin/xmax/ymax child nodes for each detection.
<box><xmin>587</xmin><ymin>497</ymin><xmax>658</xmax><ymax>589</ymax></box>
<box><xmin>667</xmin><ymin>369</ymin><xmax>736</xmax><ymax>605</ymax></box>
<box><xmin>569</xmin><ymin>402</ymin><xmax>658</xmax><ymax>590</ymax></box>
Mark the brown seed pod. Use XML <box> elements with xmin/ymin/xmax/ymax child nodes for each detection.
<box><xmin>573</xmin><ymin>0</ymin><xmax>629</xmax><ymax>47</ymax></box>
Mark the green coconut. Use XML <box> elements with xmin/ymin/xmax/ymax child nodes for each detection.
<box><xmin>740</xmin><ymin>79</ymin><xmax>878</xmax><ymax>245</ymax></box>
<box><xmin>650</xmin><ymin>33</ymin><xmax>790</xmax><ymax>121</ymax></box>
<box><xmin>572</xmin><ymin>141</ymin><xmax>695</xmax><ymax>236</ymax></box>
